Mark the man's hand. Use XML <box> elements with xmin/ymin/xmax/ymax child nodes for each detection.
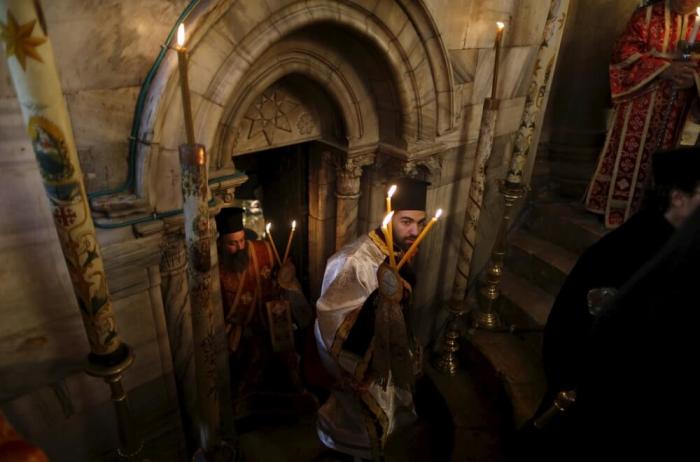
<box><xmin>661</xmin><ymin>61</ymin><xmax>696</xmax><ymax>89</ymax></box>
<box><xmin>277</xmin><ymin>260</ymin><xmax>301</xmax><ymax>290</ymax></box>
<box><xmin>338</xmin><ymin>370</ymin><xmax>370</xmax><ymax>394</ymax></box>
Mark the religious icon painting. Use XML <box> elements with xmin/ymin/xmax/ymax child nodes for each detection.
<box><xmin>27</xmin><ymin>116</ymin><xmax>73</xmax><ymax>182</ymax></box>
<box><xmin>265</xmin><ymin>300</ymin><xmax>295</xmax><ymax>353</ymax></box>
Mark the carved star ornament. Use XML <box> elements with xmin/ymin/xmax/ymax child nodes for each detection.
<box><xmin>0</xmin><ymin>10</ymin><xmax>46</xmax><ymax>70</ymax></box>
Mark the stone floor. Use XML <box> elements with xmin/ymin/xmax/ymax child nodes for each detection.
<box><xmin>228</xmin><ymin>359</ymin><xmax>512</xmax><ymax>462</ymax></box>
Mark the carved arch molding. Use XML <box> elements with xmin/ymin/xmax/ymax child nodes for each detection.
<box><xmin>134</xmin><ymin>0</ymin><xmax>455</xmax><ymax>212</ymax></box>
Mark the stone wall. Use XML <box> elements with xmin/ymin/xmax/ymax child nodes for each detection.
<box><xmin>0</xmin><ymin>1</ymin><xmax>189</xmax><ymax>460</ymax></box>
<box><xmin>541</xmin><ymin>0</ymin><xmax>638</xmax><ymax>197</ymax></box>
<box><xmin>0</xmin><ymin>0</ymin><xmax>575</xmax><ymax>458</ymax></box>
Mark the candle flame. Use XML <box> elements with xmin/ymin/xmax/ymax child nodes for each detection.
<box><xmin>265</xmin><ymin>222</ymin><xmax>271</xmax><ymax>234</ymax></box>
<box><xmin>177</xmin><ymin>23</ymin><xmax>186</xmax><ymax>48</ymax></box>
<box><xmin>496</xmin><ymin>21</ymin><xmax>505</xmax><ymax>31</ymax></box>
<box><xmin>435</xmin><ymin>209</ymin><xmax>443</xmax><ymax>219</ymax></box>
<box><xmin>291</xmin><ymin>220</ymin><xmax>297</xmax><ymax>230</ymax></box>
<box><xmin>388</xmin><ymin>184</ymin><xmax>397</xmax><ymax>198</ymax></box>
<box><xmin>382</xmin><ymin>211</ymin><xmax>394</xmax><ymax>228</ymax></box>
<box><xmin>697</xmin><ymin>7</ymin><xmax>700</xmax><ymax>16</ymax></box>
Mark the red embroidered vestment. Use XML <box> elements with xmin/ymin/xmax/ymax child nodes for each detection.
<box><xmin>585</xmin><ymin>1</ymin><xmax>698</xmax><ymax>228</ymax></box>
<box><xmin>219</xmin><ymin>239</ymin><xmax>277</xmax><ymax>354</ymax></box>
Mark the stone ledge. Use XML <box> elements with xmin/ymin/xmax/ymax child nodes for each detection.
<box><xmin>466</xmin><ymin>330</ymin><xmax>546</xmax><ymax>428</ymax></box>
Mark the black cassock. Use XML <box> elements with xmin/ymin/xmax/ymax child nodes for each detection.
<box><xmin>542</xmin><ymin>209</ymin><xmax>674</xmax><ymax>398</ymax></box>
<box><xmin>517</xmin><ymin>210</ymin><xmax>674</xmax><ymax>460</ymax></box>
<box><xmin>576</xmin><ymin>207</ymin><xmax>700</xmax><ymax>460</ymax></box>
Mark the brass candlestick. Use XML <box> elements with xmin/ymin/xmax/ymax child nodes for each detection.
<box><xmin>533</xmin><ymin>390</ymin><xmax>577</xmax><ymax>429</ymax></box>
<box><xmin>433</xmin><ymin>304</ymin><xmax>464</xmax><ymax>376</ymax></box>
<box><xmin>473</xmin><ymin>180</ymin><xmax>526</xmax><ymax>330</ymax></box>
<box><xmin>86</xmin><ymin>346</ymin><xmax>143</xmax><ymax>459</ymax></box>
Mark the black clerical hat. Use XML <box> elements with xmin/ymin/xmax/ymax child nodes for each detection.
<box><xmin>390</xmin><ymin>177</ymin><xmax>430</xmax><ymax>211</ymax></box>
<box><xmin>216</xmin><ymin>207</ymin><xmax>244</xmax><ymax>234</ymax></box>
<box><xmin>652</xmin><ymin>147</ymin><xmax>700</xmax><ymax>191</ymax></box>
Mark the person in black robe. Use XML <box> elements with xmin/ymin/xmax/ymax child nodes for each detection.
<box><xmin>576</xmin><ymin>201</ymin><xmax>700</xmax><ymax>460</ymax></box>
<box><xmin>517</xmin><ymin>147</ymin><xmax>700</xmax><ymax>459</ymax></box>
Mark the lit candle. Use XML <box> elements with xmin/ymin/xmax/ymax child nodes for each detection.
<box><xmin>492</xmin><ymin>21</ymin><xmax>506</xmax><ymax>99</ymax></box>
<box><xmin>386</xmin><ymin>184</ymin><xmax>397</xmax><ymax>214</ymax></box>
<box><xmin>397</xmin><ymin>209</ymin><xmax>443</xmax><ymax>270</ymax></box>
<box><xmin>690</xmin><ymin>8</ymin><xmax>700</xmax><ymax>45</ymax></box>
<box><xmin>382</xmin><ymin>211</ymin><xmax>397</xmax><ymax>269</ymax></box>
<box><xmin>265</xmin><ymin>222</ymin><xmax>282</xmax><ymax>265</ymax></box>
<box><xmin>282</xmin><ymin>220</ymin><xmax>297</xmax><ymax>264</ymax></box>
<box><xmin>176</xmin><ymin>23</ymin><xmax>196</xmax><ymax>145</ymax></box>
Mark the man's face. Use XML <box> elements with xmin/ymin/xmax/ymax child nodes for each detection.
<box><xmin>669</xmin><ymin>186</ymin><xmax>700</xmax><ymax>226</ymax></box>
<box><xmin>221</xmin><ymin>230</ymin><xmax>246</xmax><ymax>255</ymax></box>
<box><xmin>392</xmin><ymin>210</ymin><xmax>427</xmax><ymax>251</ymax></box>
<box><xmin>671</xmin><ymin>0</ymin><xmax>699</xmax><ymax>14</ymax></box>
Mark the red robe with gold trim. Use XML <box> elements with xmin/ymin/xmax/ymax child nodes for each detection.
<box><xmin>585</xmin><ymin>1</ymin><xmax>698</xmax><ymax>228</ymax></box>
<box><xmin>219</xmin><ymin>239</ymin><xmax>277</xmax><ymax>353</ymax></box>
<box><xmin>219</xmin><ymin>239</ymin><xmax>314</xmax><ymax>420</ymax></box>
<box><xmin>219</xmin><ymin>240</ymin><xmax>277</xmax><ymax>397</ymax></box>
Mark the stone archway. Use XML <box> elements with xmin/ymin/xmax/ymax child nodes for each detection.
<box><xmin>133</xmin><ymin>0</ymin><xmax>456</xmax><ymax>217</ymax></box>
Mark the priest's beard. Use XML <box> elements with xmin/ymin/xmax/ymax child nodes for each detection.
<box><xmin>221</xmin><ymin>247</ymin><xmax>249</xmax><ymax>274</ymax></box>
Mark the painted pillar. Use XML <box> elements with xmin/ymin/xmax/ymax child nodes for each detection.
<box><xmin>178</xmin><ymin>144</ymin><xmax>221</xmax><ymax>453</ymax></box>
<box><xmin>453</xmin><ymin>98</ymin><xmax>499</xmax><ymax>300</ymax></box>
<box><xmin>505</xmin><ymin>0</ymin><xmax>571</xmax><ymax>186</ymax></box>
<box><xmin>0</xmin><ymin>0</ymin><xmax>141</xmax><ymax>456</ymax></box>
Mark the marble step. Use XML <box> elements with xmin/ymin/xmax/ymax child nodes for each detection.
<box><xmin>500</xmin><ymin>270</ymin><xmax>553</xmax><ymax>328</ymax></box>
<box><xmin>506</xmin><ymin>230</ymin><xmax>577</xmax><ymax>296</ymax></box>
<box><xmin>489</xmin><ymin>271</ymin><xmax>551</xmax><ymax>358</ymax></box>
<box><xmin>465</xmin><ymin>330</ymin><xmax>546</xmax><ymax>428</ymax></box>
<box><xmin>525</xmin><ymin>201</ymin><xmax>607</xmax><ymax>254</ymax></box>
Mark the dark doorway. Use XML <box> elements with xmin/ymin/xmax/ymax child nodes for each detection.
<box><xmin>233</xmin><ymin>143</ymin><xmax>311</xmax><ymax>296</ymax></box>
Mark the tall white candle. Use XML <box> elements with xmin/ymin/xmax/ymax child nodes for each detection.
<box><xmin>397</xmin><ymin>209</ymin><xmax>443</xmax><ymax>270</ymax></box>
<box><xmin>689</xmin><ymin>8</ymin><xmax>700</xmax><ymax>45</ymax></box>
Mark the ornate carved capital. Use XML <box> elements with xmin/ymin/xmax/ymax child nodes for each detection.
<box><xmin>334</xmin><ymin>152</ymin><xmax>375</xmax><ymax>196</ymax></box>
<box><xmin>377</xmin><ymin>152</ymin><xmax>442</xmax><ymax>185</ymax></box>
<box><xmin>160</xmin><ymin>229</ymin><xmax>188</xmax><ymax>276</ymax></box>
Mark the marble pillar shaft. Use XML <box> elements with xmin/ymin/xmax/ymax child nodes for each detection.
<box><xmin>0</xmin><ymin>0</ymin><xmax>123</xmax><ymax>357</ymax></box>
<box><xmin>179</xmin><ymin>144</ymin><xmax>220</xmax><ymax>451</ymax></box>
<box><xmin>506</xmin><ymin>0</ymin><xmax>571</xmax><ymax>184</ymax></box>
<box><xmin>160</xmin><ymin>233</ymin><xmax>198</xmax><ymax>452</ymax></box>
<box><xmin>335</xmin><ymin>167</ymin><xmax>363</xmax><ymax>250</ymax></box>
<box><xmin>453</xmin><ymin>98</ymin><xmax>499</xmax><ymax>300</ymax></box>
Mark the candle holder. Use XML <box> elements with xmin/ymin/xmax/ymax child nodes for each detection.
<box><xmin>283</xmin><ymin>220</ymin><xmax>297</xmax><ymax>264</ymax></box>
<box><xmin>472</xmin><ymin>180</ymin><xmax>526</xmax><ymax>330</ymax></box>
<box><xmin>433</xmin><ymin>300</ymin><xmax>467</xmax><ymax>376</ymax></box>
<box><xmin>86</xmin><ymin>346</ymin><xmax>144</xmax><ymax>459</ymax></box>
<box><xmin>266</xmin><ymin>223</ymin><xmax>282</xmax><ymax>265</ymax></box>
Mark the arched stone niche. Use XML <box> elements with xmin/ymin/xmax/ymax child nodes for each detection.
<box><xmin>134</xmin><ymin>0</ymin><xmax>456</xmax><ymax>213</ymax></box>
<box><xmin>221</xmin><ymin>75</ymin><xmax>344</xmax><ymax>159</ymax></box>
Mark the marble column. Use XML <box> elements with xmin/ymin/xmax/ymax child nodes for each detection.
<box><xmin>159</xmin><ymin>230</ymin><xmax>197</xmax><ymax>453</ymax></box>
<box><xmin>308</xmin><ymin>150</ymin><xmax>338</xmax><ymax>299</ymax></box>
<box><xmin>505</xmin><ymin>0</ymin><xmax>571</xmax><ymax>185</ymax></box>
<box><xmin>453</xmin><ymin>98</ymin><xmax>499</xmax><ymax>300</ymax></box>
<box><xmin>334</xmin><ymin>154</ymin><xmax>374</xmax><ymax>250</ymax></box>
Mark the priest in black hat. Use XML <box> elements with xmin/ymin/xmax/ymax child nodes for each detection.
<box><xmin>216</xmin><ymin>206</ymin><xmax>314</xmax><ymax>425</ymax></box>
<box><xmin>519</xmin><ymin>147</ymin><xmax>700</xmax><ymax>460</ymax></box>
<box><xmin>315</xmin><ymin>178</ymin><xmax>453</xmax><ymax>461</ymax></box>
